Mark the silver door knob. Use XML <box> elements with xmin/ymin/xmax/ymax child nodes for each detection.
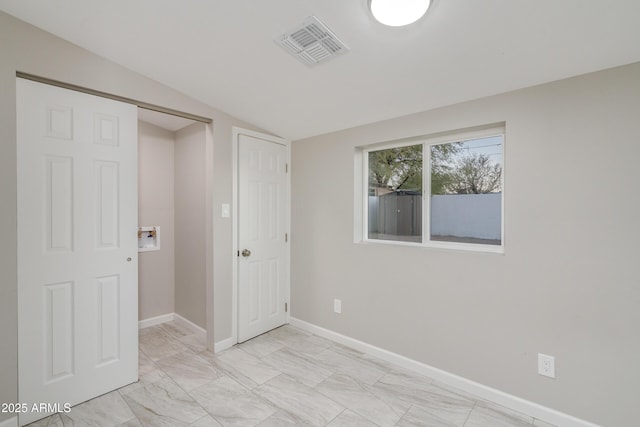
<box><xmin>241</xmin><ymin>249</ymin><xmax>251</xmax><ymax>257</ymax></box>
<box><xmin>127</xmin><ymin>257</ymin><xmax>132</xmax><ymax>262</ymax></box>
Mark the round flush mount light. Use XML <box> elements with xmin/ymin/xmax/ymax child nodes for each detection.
<box><xmin>369</xmin><ymin>0</ymin><xmax>432</xmax><ymax>27</ymax></box>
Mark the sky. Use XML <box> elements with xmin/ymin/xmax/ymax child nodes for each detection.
<box><xmin>454</xmin><ymin>135</ymin><xmax>503</xmax><ymax>167</ymax></box>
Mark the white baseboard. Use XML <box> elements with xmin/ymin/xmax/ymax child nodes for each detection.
<box><xmin>0</xmin><ymin>416</ymin><xmax>17</xmax><ymax>427</ymax></box>
<box><xmin>139</xmin><ymin>313</ymin><xmax>205</xmax><ymax>336</ymax></box>
<box><xmin>173</xmin><ymin>313</ymin><xmax>207</xmax><ymax>335</ymax></box>
<box><xmin>214</xmin><ymin>337</ymin><xmax>235</xmax><ymax>353</ymax></box>
<box><xmin>289</xmin><ymin>317</ymin><xmax>600</xmax><ymax>427</ymax></box>
<box><xmin>138</xmin><ymin>313</ymin><xmax>175</xmax><ymax>329</ymax></box>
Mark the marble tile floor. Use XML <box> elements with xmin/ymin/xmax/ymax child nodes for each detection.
<box><xmin>29</xmin><ymin>322</ymin><xmax>557</xmax><ymax>427</ymax></box>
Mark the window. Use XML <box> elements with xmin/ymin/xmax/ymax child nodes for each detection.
<box><xmin>363</xmin><ymin>127</ymin><xmax>504</xmax><ymax>252</ymax></box>
<box><xmin>368</xmin><ymin>144</ymin><xmax>423</xmax><ymax>243</ymax></box>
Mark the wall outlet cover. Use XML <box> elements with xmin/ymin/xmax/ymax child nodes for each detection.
<box><xmin>538</xmin><ymin>353</ymin><xmax>555</xmax><ymax>378</ymax></box>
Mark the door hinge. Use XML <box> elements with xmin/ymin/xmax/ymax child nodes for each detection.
<box><xmin>285</xmin><ymin>302</ymin><xmax>288</xmax><ymax>312</ymax></box>
<box><xmin>285</xmin><ymin>163</ymin><xmax>288</xmax><ymax>173</ymax></box>
<box><xmin>285</xmin><ymin>233</ymin><xmax>288</xmax><ymax>243</ymax></box>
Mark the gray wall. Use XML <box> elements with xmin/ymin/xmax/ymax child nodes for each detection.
<box><xmin>291</xmin><ymin>62</ymin><xmax>640</xmax><ymax>426</ymax></box>
<box><xmin>175</xmin><ymin>123</ymin><xmax>207</xmax><ymax>329</ymax></box>
<box><xmin>138</xmin><ymin>121</ymin><xmax>175</xmax><ymax>321</ymax></box>
<box><xmin>0</xmin><ymin>11</ymin><xmax>265</xmax><ymax>418</ymax></box>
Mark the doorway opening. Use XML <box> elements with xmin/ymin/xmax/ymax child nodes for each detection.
<box><xmin>137</xmin><ymin>109</ymin><xmax>214</xmax><ymax>348</ymax></box>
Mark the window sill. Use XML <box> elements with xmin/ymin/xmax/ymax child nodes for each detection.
<box><xmin>357</xmin><ymin>238</ymin><xmax>505</xmax><ymax>255</ymax></box>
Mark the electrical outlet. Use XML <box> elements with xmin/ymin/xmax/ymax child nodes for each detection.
<box><xmin>333</xmin><ymin>299</ymin><xmax>342</xmax><ymax>314</ymax></box>
<box><xmin>538</xmin><ymin>353</ymin><xmax>555</xmax><ymax>378</ymax></box>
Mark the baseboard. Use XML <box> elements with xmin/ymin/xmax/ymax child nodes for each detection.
<box><xmin>289</xmin><ymin>317</ymin><xmax>600</xmax><ymax>427</ymax></box>
<box><xmin>0</xmin><ymin>416</ymin><xmax>18</xmax><ymax>427</ymax></box>
<box><xmin>139</xmin><ymin>313</ymin><xmax>207</xmax><ymax>336</ymax></box>
<box><xmin>214</xmin><ymin>337</ymin><xmax>235</xmax><ymax>353</ymax></box>
<box><xmin>173</xmin><ymin>313</ymin><xmax>207</xmax><ymax>335</ymax></box>
<box><xmin>138</xmin><ymin>313</ymin><xmax>175</xmax><ymax>329</ymax></box>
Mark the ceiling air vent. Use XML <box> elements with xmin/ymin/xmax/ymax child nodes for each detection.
<box><xmin>276</xmin><ymin>16</ymin><xmax>349</xmax><ymax>66</ymax></box>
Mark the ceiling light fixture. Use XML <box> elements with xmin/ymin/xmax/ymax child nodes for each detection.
<box><xmin>369</xmin><ymin>0</ymin><xmax>431</xmax><ymax>27</ymax></box>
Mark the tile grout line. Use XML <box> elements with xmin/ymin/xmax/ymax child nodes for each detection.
<box><xmin>118</xmin><ymin>385</ymin><xmax>145</xmax><ymax>427</ymax></box>
<box><xmin>267</xmin><ymin>337</ymin><xmax>400</xmax><ymax>427</ymax></box>
<box><xmin>160</xmin><ymin>337</ymin><xmax>234</xmax><ymax>427</ymax></box>
<box><xmin>462</xmin><ymin>401</ymin><xmax>478</xmax><ymax>427</ymax></box>
<box><xmin>146</xmin><ymin>333</ymin><xmax>223</xmax><ymax>427</ymax></box>
<box><xmin>393</xmin><ymin>404</ymin><xmax>413</xmax><ymax>427</ymax></box>
<box><xmin>193</xmin><ymin>343</ymin><xmax>284</xmax><ymax>425</ymax></box>
<box><xmin>325</xmin><ymin>408</ymin><xmax>348</xmax><ymax>426</ymax></box>
<box><xmin>134</xmin><ymin>323</ymin><xmax>218</xmax><ymax>426</ymax></box>
<box><xmin>250</xmin><ymin>334</ymin><xmax>348</xmax><ymax>426</ymax></box>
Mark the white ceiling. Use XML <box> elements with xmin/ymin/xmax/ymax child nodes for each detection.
<box><xmin>2</xmin><ymin>0</ymin><xmax>639</xmax><ymax>140</ymax></box>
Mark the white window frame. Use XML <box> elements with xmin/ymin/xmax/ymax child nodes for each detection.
<box><xmin>359</xmin><ymin>125</ymin><xmax>505</xmax><ymax>254</ymax></box>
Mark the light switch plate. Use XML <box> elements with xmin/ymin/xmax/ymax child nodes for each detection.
<box><xmin>221</xmin><ymin>203</ymin><xmax>230</xmax><ymax>218</ymax></box>
<box><xmin>334</xmin><ymin>299</ymin><xmax>342</xmax><ymax>314</ymax></box>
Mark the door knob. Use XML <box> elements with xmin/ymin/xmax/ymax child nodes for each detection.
<box><xmin>241</xmin><ymin>249</ymin><xmax>251</xmax><ymax>257</ymax></box>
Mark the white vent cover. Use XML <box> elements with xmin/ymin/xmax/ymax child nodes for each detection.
<box><xmin>276</xmin><ymin>16</ymin><xmax>349</xmax><ymax>66</ymax></box>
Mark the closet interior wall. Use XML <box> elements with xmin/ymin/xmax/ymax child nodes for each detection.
<box><xmin>138</xmin><ymin>120</ymin><xmax>207</xmax><ymax>330</ymax></box>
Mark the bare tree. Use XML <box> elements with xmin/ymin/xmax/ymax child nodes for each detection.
<box><xmin>446</xmin><ymin>153</ymin><xmax>502</xmax><ymax>194</ymax></box>
<box><xmin>369</xmin><ymin>143</ymin><xmax>500</xmax><ymax>195</ymax></box>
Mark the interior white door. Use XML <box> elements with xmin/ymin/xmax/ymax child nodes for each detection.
<box><xmin>17</xmin><ymin>78</ymin><xmax>138</xmax><ymax>426</ymax></box>
<box><xmin>238</xmin><ymin>134</ymin><xmax>289</xmax><ymax>343</ymax></box>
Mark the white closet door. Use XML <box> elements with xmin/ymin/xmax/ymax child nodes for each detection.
<box><xmin>17</xmin><ymin>78</ymin><xmax>138</xmax><ymax>426</ymax></box>
<box><xmin>237</xmin><ymin>134</ymin><xmax>289</xmax><ymax>342</ymax></box>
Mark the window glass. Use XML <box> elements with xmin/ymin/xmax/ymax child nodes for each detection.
<box><xmin>429</xmin><ymin>136</ymin><xmax>503</xmax><ymax>245</ymax></box>
<box><xmin>367</xmin><ymin>144</ymin><xmax>423</xmax><ymax>243</ymax></box>
<box><xmin>361</xmin><ymin>128</ymin><xmax>504</xmax><ymax>251</ymax></box>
